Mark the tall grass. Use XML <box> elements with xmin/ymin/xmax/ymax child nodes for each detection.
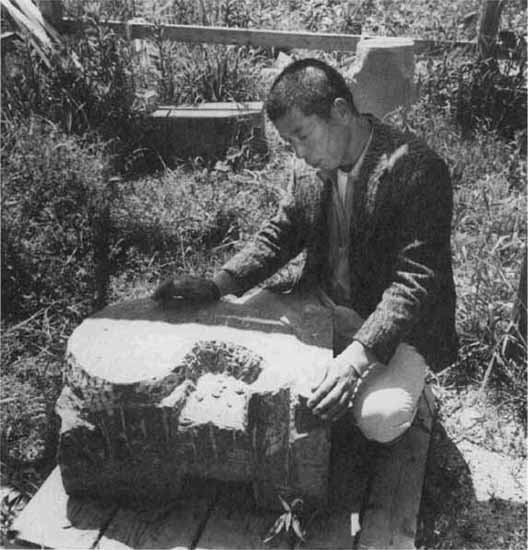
<box><xmin>0</xmin><ymin>118</ymin><xmax>118</xmax><ymax>477</ymax></box>
<box><xmin>1</xmin><ymin>21</ymin><xmax>138</xmax><ymax>142</ymax></box>
<box><xmin>150</xmin><ymin>39</ymin><xmax>266</xmax><ymax>104</ymax></box>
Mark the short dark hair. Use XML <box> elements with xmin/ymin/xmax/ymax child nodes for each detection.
<box><xmin>265</xmin><ymin>58</ymin><xmax>358</xmax><ymax>122</ymax></box>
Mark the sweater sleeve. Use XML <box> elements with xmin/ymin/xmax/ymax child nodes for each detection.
<box><xmin>353</xmin><ymin>156</ymin><xmax>453</xmax><ymax>364</ymax></box>
<box><xmin>217</xmin><ymin>165</ymin><xmax>308</xmax><ymax>295</ymax></box>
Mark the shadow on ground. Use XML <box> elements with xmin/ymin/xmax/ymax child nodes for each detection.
<box><xmin>417</xmin><ymin>420</ymin><xmax>526</xmax><ymax>549</ymax></box>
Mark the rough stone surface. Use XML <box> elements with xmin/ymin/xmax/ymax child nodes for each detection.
<box><xmin>56</xmin><ymin>289</ymin><xmax>334</xmax><ymax>509</ymax></box>
<box><xmin>346</xmin><ymin>37</ymin><xmax>416</xmax><ymax>119</ymax></box>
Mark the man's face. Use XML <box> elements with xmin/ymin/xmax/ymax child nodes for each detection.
<box><xmin>273</xmin><ymin>104</ymin><xmax>351</xmax><ymax>171</ymax></box>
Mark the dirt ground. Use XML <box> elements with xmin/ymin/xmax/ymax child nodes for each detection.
<box><xmin>418</xmin><ymin>384</ymin><xmax>526</xmax><ymax>550</ymax></box>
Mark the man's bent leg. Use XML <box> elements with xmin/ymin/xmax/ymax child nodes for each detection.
<box><xmin>351</xmin><ymin>343</ymin><xmax>426</xmax><ymax>444</ymax></box>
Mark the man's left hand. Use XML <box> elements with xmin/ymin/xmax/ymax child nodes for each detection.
<box><xmin>307</xmin><ymin>357</ymin><xmax>361</xmax><ymax>421</ymax></box>
<box><xmin>307</xmin><ymin>340</ymin><xmax>377</xmax><ymax>421</ymax></box>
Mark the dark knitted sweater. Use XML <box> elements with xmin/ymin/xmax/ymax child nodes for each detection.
<box><xmin>220</xmin><ymin>115</ymin><xmax>458</xmax><ymax>371</ymax></box>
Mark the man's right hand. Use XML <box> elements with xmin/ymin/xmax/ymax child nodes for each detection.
<box><xmin>152</xmin><ymin>276</ymin><xmax>220</xmax><ymax>305</ymax></box>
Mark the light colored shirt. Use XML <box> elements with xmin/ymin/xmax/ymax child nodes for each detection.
<box><xmin>326</xmin><ymin>131</ymin><xmax>373</xmax><ymax>305</ymax></box>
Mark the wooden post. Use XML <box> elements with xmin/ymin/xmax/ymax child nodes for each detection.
<box><xmin>478</xmin><ymin>0</ymin><xmax>504</xmax><ymax>60</ymax></box>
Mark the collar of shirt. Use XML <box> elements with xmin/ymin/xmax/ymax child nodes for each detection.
<box><xmin>338</xmin><ymin>127</ymin><xmax>374</xmax><ymax>178</ymax></box>
<box><xmin>335</xmin><ymin>129</ymin><xmax>373</xmax><ymax>206</ymax></box>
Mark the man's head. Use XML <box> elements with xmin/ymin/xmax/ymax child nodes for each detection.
<box><xmin>265</xmin><ymin>58</ymin><xmax>358</xmax><ymax>122</ymax></box>
<box><xmin>265</xmin><ymin>58</ymin><xmax>362</xmax><ymax>171</ymax></box>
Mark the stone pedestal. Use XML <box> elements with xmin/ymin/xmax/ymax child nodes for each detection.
<box><xmin>346</xmin><ymin>37</ymin><xmax>416</xmax><ymax>119</ymax></box>
<box><xmin>56</xmin><ymin>290</ymin><xmax>334</xmax><ymax>510</ymax></box>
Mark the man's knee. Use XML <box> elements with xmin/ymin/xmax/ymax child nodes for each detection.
<box><xmin>355</xmin><ymin>389</ymin><xmax>416</xmax><ymax>444</ymax></box>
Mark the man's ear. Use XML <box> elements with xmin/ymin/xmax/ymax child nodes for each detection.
<box><xmin>332</xmin><ymin>97</ymin><xmax>352</xmax><ymax>121</ymax></box>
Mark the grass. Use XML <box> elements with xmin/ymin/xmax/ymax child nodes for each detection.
<box><xmin>1</xmin><ymin>0</ymin><xmax>526</xmax><ymax>547</ymax></box>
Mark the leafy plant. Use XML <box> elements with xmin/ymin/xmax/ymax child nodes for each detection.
<box><xmin>148</xmin><ymin>34</ymin><xmax>266</xmax><ymax>105</ymax></box>
<box><xmin>302</xmin><ymin>0</ymin><xmax>362</xmax><ymax>34</ymax></box>
<box><xmin>2</xmin><ymin>15</ymin><xmax>138</xmax><ymax>137</ymax></box>
<box><xmin>264</xmin><ymin>495</ymin><xmax>306</xmax><ymax>545</ymax></box>
<box><xmin>420</xmin><ymin>50</ymin><xmax>526</xmax><ymax>141</ymax></box>
<box><xmin>0</xmin><ymin>491</ymin><xmax>26</xmax><ymax>547</ymax></box>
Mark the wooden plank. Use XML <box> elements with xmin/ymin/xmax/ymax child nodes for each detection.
<box><xmin>63</xmin><ymin>20</ymin><xmax>362</xmax><ymax>52</ymax></box>
<box><xmin>195</xmin><ymin>482</ymin><xmax>285</xmax><ymax>549</ymax></box>
<box><xmin>357</xmin><ymin>387</ymin><xmax>436</xmax><ymax>550</ymax></box>
<box><xmin>12</xmin><ymin>467</ymin><xmax>117</xmax><ymax>549</ymax></box>
<box><xmin>97</xmin><ymin>478</ymin><xmax>217</xmax><ymax>549</ymax></box>
<box><xmin>60</xmin><ymin>19</ymin><xmax>477</xmax><ymax>55</ymax></box>
<box><xmin>300</xmin><ymin>422</ymin><xmax>370</xmax><ymax>549</ymax></box>
<box><xmin>195</xmin><ymin>424</ymin><xmax>370</xmax><ymax>550</ymax></box>
<box><xmin>156</xmin><ymin>102</ymin><xmax>263</xmax><ymax>112</ymax></box>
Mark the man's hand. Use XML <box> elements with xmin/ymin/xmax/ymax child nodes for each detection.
<box><xmin>152</xmin><ymin>276</ymin><xmax>220</xmax><ymax>305</ymax></box>
<box><xmin>307</xmin><ymin>356</ymin><xmax>361</xmax><ymax>421</ymax></box>
<box><xmin>308</xmin><ymin>340</ymin><xmax>377</xmax><ymax>422</ymax></box>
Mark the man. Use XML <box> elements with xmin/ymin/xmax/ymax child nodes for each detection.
<box><xmin>153</xmin><ymin>58</ymin><xmax>457</xmax><ymax>445</ymax></box>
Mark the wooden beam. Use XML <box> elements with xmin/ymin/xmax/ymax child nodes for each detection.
<box><xmin>357</xmin><ymin>387</ymin><xmax>436</xmax><ymax>549</ymax></box>
<box><xmin>194</xmin><ymin>483</ymin><xmax>281</xmax><ymax>550</ymax></box>
<box><xmin>97</xmin><ymin>481</ymin><xmax>217</xmax><ymax>549</ymax></box>
<box><xmin>60</xmin><ymin>18</ymin><xmax>477</xmax><ymax>54</ymax></box>
<box><xmin>300</xmin><ymin>423</ymin><xmax>370</xmax><ymax>549</ymax></box>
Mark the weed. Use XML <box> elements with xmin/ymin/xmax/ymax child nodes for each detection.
<box><xmin>2</xmin><ymin>15</ymin><xmax>138</xmax><ymax>141</ymax></box>
<box><xmin>264</xmin><ymin>495</ymin><xmax>306</xmax><ymax>545</ymax></box>
<box><xmin>1</xmin><ymin>118</ymin><xmax>118</xmax><ymax>322</ymax></box>
<box><xmin>146</xmin><ymin>30</ymin><xmax>266</xmax><ymax>105</ymax></box>
<box><xmin>418</xmin><ymin>49</ymin><xmax>526</xmax><ymax>141</ymax></box>
<box><xmin>0</xmin><ymin>491</ymin><xmax>27</xmax><ymax>547</ymax></box>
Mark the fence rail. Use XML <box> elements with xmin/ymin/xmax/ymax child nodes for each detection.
<box><xmin>2</xmin><ymin>0</ymin><xmax>510</xmax><ymax>59</ymax></box>
<box><xmin>59</xmin><ymin>18</ymin><xmax>478</xmax><ymax>55</ymax></box>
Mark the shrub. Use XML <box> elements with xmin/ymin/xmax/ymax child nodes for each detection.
<box><xmin>0</xmin><ymin>118</ymin><xmax>123</xmax><ymax>473</ymax></box>
<box><xmin>1</xmin><ymin>13</ymin><xmax>147</xmax><ymax>172</ymax></box>
<box><xmin>1</xmin><ymin>118</ymin><xmax>118</xmax><ymax>323</ymax></box>
<box><xmin>418</xmin><ymin>50</ymin><xmax>526</xmax><ymax>142</ymax></box>
<box><xmin>151</xmin><ymin>41</ymin><xmax>266</xmax><ymax>105</ymax></box>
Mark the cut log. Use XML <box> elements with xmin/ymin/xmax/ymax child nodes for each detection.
<box><xmin>56</xmin><ymin>289</ymin><xmax>334</xmax><ymax>510</ymax></box>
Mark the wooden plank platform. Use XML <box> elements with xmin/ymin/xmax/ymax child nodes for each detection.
<box><xmin>12</xmin><ymin>390</ymin><xmax>435</xmax><ymax>550</ymax></box>
<box><xmin>10</xmin><ymin>468</ymin><xmax>117</xmax><ymax>549</ymax></box>
<box><xmin>357</xmin><ymin>387</ymin><xmax>437</xmax><ymax>550</ymax></box>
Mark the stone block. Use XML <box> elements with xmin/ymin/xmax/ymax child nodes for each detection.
<box><xmin>56</xmin><ymin>290</ymin><xmax>333</xmax><ymax>510</ymax></box>
<box><xmin>345</xmin><ymin>37</ymin><xmax>416</xmax><ymax>119</ymax></box>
